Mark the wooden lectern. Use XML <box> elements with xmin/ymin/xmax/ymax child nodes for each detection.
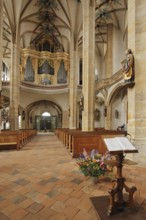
<box><xmin>103</xmin><ymin>137</ymin><xmax>138</xmax><ymax>216</ymax></box>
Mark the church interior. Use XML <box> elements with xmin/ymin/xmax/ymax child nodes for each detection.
<box><xmin>1</xmin><ymin>0</ymin><xmax>146</xmax><ymax>219</ymax></box>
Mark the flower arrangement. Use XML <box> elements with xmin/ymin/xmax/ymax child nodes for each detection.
<box><xmin>77</xmin><ymin>149</ymin><xmax>112</xmax><ymax>178</ymax></box>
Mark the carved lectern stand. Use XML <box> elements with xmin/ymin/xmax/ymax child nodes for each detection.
<box><xmin>107</xmin><ymin>151</ymin><xmax>138</xmax><ymax>216</ymax></box>
<box><xmin>90</xmin><ymin>137</ymin><xmax>146</xmax><ymax>219</ymax></box>
<box><xmin>101</xmin><ymin>136</ymin><xmax>139</xmax><ymax>217</ymax></box>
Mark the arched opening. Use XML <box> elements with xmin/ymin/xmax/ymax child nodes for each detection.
<box><xmin>39</xmin><ymin>112</ymin><xmax>51</xmax><ymax>131</ymax></box>
<box><xmin>42</xmin><ymin>112</ymin><xmax>51</xmax><ymax>117</ymax></box>
<box><xmin>26</xmin><ymin>100</ymin><xmax>62</xmax><ymax>132</ymax></box>
<box><xmin>108</xmin><ymin>85</ymin><xmax>128</xmax><ymax>131</ymax></box>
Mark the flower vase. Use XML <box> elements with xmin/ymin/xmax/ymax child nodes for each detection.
<box><xmin>91</xmin><ymin>176</ymin><xmax>99</xmax><ymax>184</ymax></box>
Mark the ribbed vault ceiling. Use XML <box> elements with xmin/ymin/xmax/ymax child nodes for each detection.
<box><xmin>3</xmin><ymin>0</ymin><xmax>127</xmax><ymax>60</ymax></box>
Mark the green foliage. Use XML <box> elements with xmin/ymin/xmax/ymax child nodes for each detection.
<box><xmin>77</xmin><ymin>149</ymin><xmax>111</xmax><ymax>178</ymax></box>
<box><xmin>78</xmin><ymin>158</ymin><xmax>106</xmax><ymax>177</ymax></box>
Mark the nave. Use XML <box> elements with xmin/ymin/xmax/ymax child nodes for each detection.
<box><xmin>0</xmin><ymin>134</ymin><xmax>146</xmax><ymax>220</ymax></box>
<box><xmin>0</xmin><ymin>134</ymin><xmax>101</xmax><ymax>220</ymax></box>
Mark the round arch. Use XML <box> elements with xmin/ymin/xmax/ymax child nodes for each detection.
<box><xmin>106</xmin><ymin>83</ymin><xmax>128</xmax><ymax>130</ymax></box>
<box><xmin>107</xmin><ymin>82</ymin><xmax>128</xmax><ymax>106</ymax></box>
<box><xmin>25</xmin><ymin>100</ymin><xmax>62</xmax><ymax>131</ymax></box>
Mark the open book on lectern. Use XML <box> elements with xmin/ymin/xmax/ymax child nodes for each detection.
<box><xmin>103</xmin><ymin>137</ymin><xmax>138</xmax><ymax>153</ymax></box>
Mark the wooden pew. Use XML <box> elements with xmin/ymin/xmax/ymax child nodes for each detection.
<box><xmin>70</xmin><ymin>130</ymin><xmax>126</xmax><ymax>158</ymax></box>
<box><xmin>72</xmin><ymin>133</ymin><xmax>101</xmax><ymax>158</ymax></box>
<box><xmin>64</xmin><ymin>129</ymin><xmax>81</xmax><ymax>147</ymax></box>
<box><xmin>20</xmin><ymin>129</ymin><xmax>37</xmax><ymax>144</ymax></box>
<box><xmin>68</xmin><ymin>129</ymin><xmax>123</xmax><ymax>152</ymax></box>
<box><xmin>55</xmin><ymin>128</ymin><xmax>69</xmax><ymax>144</ymax></box>
<box><xmin>0</xmin><ymin>133</ymin><xmax>20</xmax><ymax>150</ymax></box>
<box><xmin>1</xmin><ymin>130</ymin><xmax>24</xmax><ymax>147</ymax></box>
<box><xmin>0</xmin><ymin>129</ymin><xmax>37</xmax><ymax>151</ymax></box>
<box><xmin>98</xmin><ymin>134</ymin><xmax>127</xmax><ymax>154</ymax></box>
<box><xmin>67</xmin><ymin>128</ymin><xmax>106</xmax><ymax>150</ymax></box>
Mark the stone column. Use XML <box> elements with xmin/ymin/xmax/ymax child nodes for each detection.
<box><xmin>0</xmin><ymin>0</ymin><xmax>3</xmax><ymax>131</ymax></box>
<box><xmin>69</xmin><ymin>32</ymin><xmax>78</xmax><ymax>129</ymax></box>
<box><xmin>82</xmin><ymin>0</ymin><xmax>95</xmax><ymax>131</ymax></box>
<box><xmin>0</xmin><ymin>0</ymin><xmax>3</xmax><ymax>90</ymax></box>
<box><xmin>105</xmin><ymin>24</ymin><xmax>113</xmax><ymax>78</ymax></box>
<box><xmin>25</xmin><ymin>111</ymin><xmax>29</xmax><ymax>129</ymax></box>
<box><xmin>127</xmin><ymin>0</ymin><xmax>146</xmax><ymax>165</ymax></box>
<box><xmin>104</xmin><ymin>24</ymin><xmax>113</xmax><ymax>129</ymax></box>
<box><xmin>105</xmin><ymin>105</ymin><xmax>112</xmax><ymax>129</ymax></box>
<box><xmin>127</xmin><ymin>0</ymin><xmax>136</xmax><ymax>138</ymax></box>
<box><xmin>9</xmin><ymin>43</ymin><xmax>20</xmax><ymax>130</ymax></box>
<box><xmin>62</xmin><ymin>110</ymin><xmax>69</xmax><ymax>128</ymax></box>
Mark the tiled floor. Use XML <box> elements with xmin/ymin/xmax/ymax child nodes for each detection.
<box><xmin>0</xmin><ymin>134</ymin><xmax>145</xmax><ymax>220</ymax></box>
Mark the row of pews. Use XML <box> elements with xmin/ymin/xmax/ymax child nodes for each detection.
<box><xmin>0</xmin><ymin>129</ymin><xmax>37</xmax><ymax>151</ymax></box>
<box><xmin>55</xmin><ymin>128</ymin><xmax>127</xmax><ymax>157</ymax></box>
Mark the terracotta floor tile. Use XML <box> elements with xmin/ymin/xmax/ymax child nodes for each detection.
<box><xmin>8</xmin><ymin>208</ymin><xmax>28</xmax><ymax>220</ymax></box>
<box><xmin>73</xmin><ymin>210</ymin><xmax>99</xmax><ymax>220</ymax></box>
<box><xmin>78</xmin><ymin>197</ymin><xmax>93</xmax><ymax>212</ymax></box>
<box><xmin>2</xmin><ymin>203</ymin><xmax>18</xmax><ymax>215</ymax></box>
<box><xmin>0</xmin><ymin>200</ymin><xmax>11</xmax><ymax>210</ymax></box>
<box><xmin>55</xmin><ymin>193</ymin><xmax>69</xmax><ymax>202</ymax></box>
<box><xmin>41</xmin><ymin>197</ymin><xmax>56</xmax><ymax>207</ymax></box>
<box><xmin>65</xmin><ymin>197</ymin><xmax>80</xmax><ymax>208</ymax></box>
<box><xmin>50</xmin><ymin>200</ymin><xmax>66</xmax><ymax>213</ymax></box>
<box><xmin>0</xmin><ymin>133</ymin><xmax>145</xmax><ymax>219</ymax></box>
<box><xmin>21</xmin><ymin>213</ymin><xmax>39</xmax><ymax>220</ymax></box>
<box><xmin>37</xmin><ymin>207</ymin><xmax>55</xmax><ymax>220</ymax></box>
<box><xmin>33</xmin><ymin>193</ymin><xmax>49</xmax><ymax>203</ymax></box>
<box><xmin>49</xmin><ymin>213</ymin><xmax>67</xmax><ymax>220</ymax></box>
<box><xmin>26</xmin><ymin>202</ymin><xmax>44</xmax><ymax>214</ymax></box>
<box><xmin>62</xmin><ymin>205</ymin><xmax>79</xmax><ymax>218</ymax></box>
<box><xmin>18</xmin><ymin>198</ymin><xmax>34</xmax><ymax>209</ymax></box>
<box><xmin>0</xmin><ymin>212</ymin><xmax>11</xmax><ymax>220</ymax></box>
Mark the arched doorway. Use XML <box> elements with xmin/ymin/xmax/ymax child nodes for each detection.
<box><xmin>39</xmin><ymin>112</ymin><xmax>51</xmax><ymax>131</ymax></box>
<box><xmin>26</xmin><ymin>100</ymin><xmax>62</xmax><ymax>131</ymax></box>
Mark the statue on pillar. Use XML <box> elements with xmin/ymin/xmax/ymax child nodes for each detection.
<box><xmin>79</xmin><ymin>94</ymin><xmax>84</xmax><ymax>111</ymax></box>
<box><xmin>121</xmin><ymin>49</ymin><xmax>134</xmax><ymax>83</ymax></box>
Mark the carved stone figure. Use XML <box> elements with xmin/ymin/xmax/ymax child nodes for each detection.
<box><xmin>122</xmin><ymin>49</ymin><xmax>134</xmax><ymax>83</ymax></box>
